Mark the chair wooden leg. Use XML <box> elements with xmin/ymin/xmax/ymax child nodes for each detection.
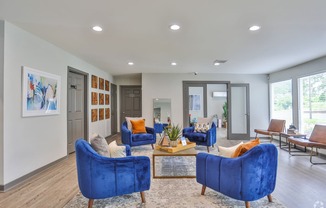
<box><xmin>267</xmin><ymin>194</ymin><xmax>272</xmax><ymax>202</ymax></box>
<box><xmin>88</xmin><ymin>199</ymin><xmax>94</xmax><ymax>208</ymax></box>
<box><xmin>245</xmin><ymin>201</ymin><xmax>250</xmax><ymax>208</ymax></box>
<box><xmin>201</xmin><ymin>185</ymin><xmax>206</xmax><ymax>195</ymax></box>
<box><xmin>140</xmin><ymin>191</ymin><xmax>146</xmax><ymax>203</ymax></box>
<box><xmin>151</xmin><ymin>144</ymin><xmax>154</xmax><ymax>149</ymax></box>
<box><xmin>207</xmin><ymin>146</ymin><xmax>210</xmax><ymax>152</ymax></box>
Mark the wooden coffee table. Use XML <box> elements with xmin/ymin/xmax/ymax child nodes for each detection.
<box><xmin>152</xmin><ymin>148</ymin><xmax>197</xmax><ymax>179</ymax></box>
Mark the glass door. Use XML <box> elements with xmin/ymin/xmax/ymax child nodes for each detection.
<box><xmin>229</xmin><ymin>84</ymin><xmax>250</xmax><ymax>139</ymax></box>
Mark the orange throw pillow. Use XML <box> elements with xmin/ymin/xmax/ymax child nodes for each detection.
<box><xmin>130</xmin><ymin>119</ymin><xmax>147</xmax><ymax>134</ymax></box>
<box><xmin>231</xmin><ymin>138</ymin><xmax>260</xmax><ymax>158</ymax></box>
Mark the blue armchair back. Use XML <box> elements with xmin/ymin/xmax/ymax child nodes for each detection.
<box><xmin>121</xmin><ymin>121</ymin><xmax>156</xmax><ymax>148</ymax></box>
<box><xmin>183</xmin><ymin>122</ymin><xmax>216</xmax><ymax>152</ymax></box>
<box><xmin>196</xmin><ymin>143</ymin><xmax>278</xmax><ymax>207</ymax></box>
<box><xmin>75</xmin><ymin>139</ymin><xmax>151</xmax><ymax>206</ymax></box>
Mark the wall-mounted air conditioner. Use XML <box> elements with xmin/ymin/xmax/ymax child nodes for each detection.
<box><xmin>212</xmin><ymin>91</ymin><xmax>227</xmax><ymax>97</ymax></box>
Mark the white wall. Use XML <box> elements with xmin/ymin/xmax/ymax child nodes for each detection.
<box><xmin>0</xmin><ymin>21</ymin><xmax>4</xmax><ymax>185</ymax></box>
<box><xmin>1</xmin><ymin>21</ymin><xmax>112</xmax><ymax>185</ymax></box>
<box><xmin>142</xmin><ymin>73</ymin><xmax>269</xmax><ymax>137</ymax></box>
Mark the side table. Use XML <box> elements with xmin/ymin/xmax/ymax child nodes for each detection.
<box><xmin>279</xmin><ymin>132</ymin><xmax>306</xmax><ymax>151</ymax></box>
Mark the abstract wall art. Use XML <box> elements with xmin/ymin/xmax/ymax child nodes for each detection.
<box><xmin>22</xmin><ymin>66</ymin><xmax>61</xmax><ymax>117</ymax></box>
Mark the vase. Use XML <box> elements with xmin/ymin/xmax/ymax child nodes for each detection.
<box><xmin>170</xmin><ymin>140</ymin><xmax>178</xmax><ymax>147</ymax></box>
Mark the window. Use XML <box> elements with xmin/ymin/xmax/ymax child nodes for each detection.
<box><xmin>299</xmin><ymin>72</ymin><xmax>326</xmax><ymax>134</ymax></box>
<box><xmin>270</xmin><ymin>80</ymin><xmax>293</xmax><ymax>128</ymax></box>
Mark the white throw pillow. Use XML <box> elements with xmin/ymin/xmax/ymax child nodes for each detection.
<box><xmin>90</xmin><ymin>134</ymin><xmax>111</xmax><ymax>157</ymax></box>
<box><xmin>108</xmin><ymin>140</ymin><xmax>126</xmax><ymax>158</ymax></box>
<box><xmin>218</xmin><ymin>142</ymin><xmax>243</xmax><ymax>158</ymax></box>
<box><xmin>125</xmin><ymin>117</ymin><xmax>144</xmax><ymax>130</ymax></box>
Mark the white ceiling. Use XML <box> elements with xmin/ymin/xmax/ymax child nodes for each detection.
<box><xmin>1</xmin><ymin>0</ymin><xmax>326</xmax><ymax>76</ymax></box>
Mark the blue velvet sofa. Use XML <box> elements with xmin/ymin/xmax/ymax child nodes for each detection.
<box><xmin>121</xmin><ymin>121</ymin><xmax>156</xmax><ymax>149</ymax></box>
<box><xmin>196</xmin><ymin>143</ymin><xmax>278</xmax><ymax>208</ymax></box>
<box><xmin>75</xmin><ymin>139</ymin><xmax>151</xmax><ymax>207</ymax></box>
<box><xmin>182</xmin><ymin>122</ymin><xmax>216</xmax><ymax>152</ymax></box>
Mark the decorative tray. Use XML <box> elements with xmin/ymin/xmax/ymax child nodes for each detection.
<box><xmin>155</xmin><ymin>141</ymin><xmax>196</xmax><ymax>153</ymax></box>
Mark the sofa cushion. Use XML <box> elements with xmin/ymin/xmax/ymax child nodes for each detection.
<box><xmin>231</xmin><ymin>138</ymin><xmax>260</xmax><ymax>158</ymax></box>
<box><xmin>183</xmin><ymin>132</ymin><xmax>207</xmax><ymax>142</ymax></box>
<box><xmin>130</xmin><ymin>119</ymin><xmax>147</xmax><ymax>134</ymax></box>
<box><xmin>108</xmin><ymin>140</ymin><xmax>126</xmax><ymax>158</ymax></box>
<box><xmin>90</xmin><ymin>134</ymin><xmax>111</xmax><ymax>157</ymax></box>
<box><xmin>132</xmin><ymin>133</ymin><xmax>153</xmax><ymax>142</ymax></box>
<box><xmin>218</xmin><ymin>142</ymin><xmax>243</xmax><ymax>158</ymax></box>
<box><xmin>194</xmin><ymin>122</ymin><xmax>210</xmax><ymax>133</ymax></box>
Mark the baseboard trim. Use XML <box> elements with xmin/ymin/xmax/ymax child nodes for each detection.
<box><xmin>0</xmin><ymin>155</ymin><xmax>68</xmax><ymax>192</ymax></box>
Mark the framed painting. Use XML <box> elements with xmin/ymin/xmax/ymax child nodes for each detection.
<box><xmin>99</xmin><ymin>93</ymin><xmax>104</xmax><ymax>105</ymax></box>
<box><xmin>105</xmin><ymin>80</ymin><xmax>110</xmax><ymax>91</ymax></box>
<box><xmin>99</xmin><ymin>78</ymin><xmax>104</xmax><ymax>90</ymax></box>
<box><xmin>91</xmin><ymin>75</ymin><xmax>98</xmax><ymax>88</ymax></box>
<box><xmin>91</xmin><ymin>92</ymin><xmax>98</xmax><ymax>105</ymax></box>
<box><xmin>91</xmin><ymin>109</ymin><xmax>98</xmax><ymax>122</ymax></box>
<box><xmin>105</xmin><ymin>108</ymin><xmax>110</xmax><ymax>119</ymax></box>
<box><xmin>105</xmin><ymin>94</ymin><xmax>110</xmax><ymax>105</ymax></box>
<box><xmin>22</xmin><ymin>66</ymin><xmax>61</xmax><ymax>117</ymax></box>
<box><xmin>99</xmin><ymin>108</ymin><xmax>104</xmax><ymax>120</ymax></box>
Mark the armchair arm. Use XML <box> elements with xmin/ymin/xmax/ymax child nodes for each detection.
<box><xmin>121</xmin><ymin>123</ymin><xmax>132</xmax><ymax>145</ymax></box>
<box><xmin>205</xmin><ymin>122</ymin><xmax>216</xmax><ymax>146</ymax></box>
<box><xmin>145</xmin><ymin>126</ymin><xmax>155</xmax><ymax>135</ymax></box>
<box><xmin>183</xmin><ymin>126</ymin><xmax>195</xmax><ymax>134</ymax></box>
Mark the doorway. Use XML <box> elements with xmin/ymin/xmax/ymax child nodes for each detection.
<box><xmin>111</xmin><ymin>83</ymin><xmax>118</xmax><ymax>135</ymax></box>
<box><xmin>67</xmin><ymin>68</ymin><xmax>88</xmax><ymax>154</ymax></box>
<box><xmin>120</xmin><ymin>85</ymin><xmax>142</xmax><ymax>125</ymax></box>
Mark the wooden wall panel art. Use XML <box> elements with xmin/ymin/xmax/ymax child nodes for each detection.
<box><xmin>105</xmin><ymin>94</ymin><xmax>110</xmax><ymax>105</ymax></box>
<box><xmin>105</xmin><ymin>108</ymin><xmax>110</xmax><ymax>119</ymax></box>
<box><xmin>99</xmin><ymin>78</ymin><xmax>104</xmax><ymax>90</ymax></box>
<box><xmin>91</xmin><ymin>75</ymin><xmax>98</xmax><ymax>88</ymax></box>
<box><xmin>105</xmin><ymin>80</ymin><xmax>110</xmax><ymax>91</ymax></box>
<box><xmin>91</xmin><ymin>109</ymin><xmax>98</xmax><ymax>122</ymax></box>
<box><xmin>99</xmin><ymin>93</ymin><xmax>104</xmax><ymax>105</ymax></box>
<box><xmin>99</xmin><ymin>108</ymin><xmax>104</xmax><ymax>120</ymax></box>
<box><xmin>91</xmin><ymin>92</ymin><xmax>98</xmax><ymax>105</ymax></box>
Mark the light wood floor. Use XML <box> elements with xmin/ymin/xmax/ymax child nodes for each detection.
<box><xmin>0</xmin><ymin>133</ymin><xmax>326</xmax><ymax>208</ymax></box>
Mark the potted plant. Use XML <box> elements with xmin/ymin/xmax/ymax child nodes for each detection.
<box><xmin>164</xmin><ymin>124</ymin><xmax>182</xmax><ymax>147</ymax></box>
<box><xmin>222</xmin><ymin>102</ymin><xmax>228</xmax><ymax>128</ymax></box>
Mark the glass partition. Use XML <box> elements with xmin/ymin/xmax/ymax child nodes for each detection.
<box><xmin>153</xmin><ymin>98</ymin><xmax>171</xmax><ymax>125</ymax></box>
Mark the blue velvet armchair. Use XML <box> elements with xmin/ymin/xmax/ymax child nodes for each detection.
<box><xmin>196</xmin><ymin>144</ymin><xmax>278</xmax><ymax>208</ymax></box>
<box><xmin>121</xmin><ymin>121</ymin><xmax>156</xmax><ymax>149</ymax></box>
<box><xmin>75</xmin><ymin>139</ymin><xmax>151</xmax><ymax>208</ymax></box>
<box><xmin>182</xmin><ymin>122</ymin><xmax>216</xmax><ymax>152</ymax></box>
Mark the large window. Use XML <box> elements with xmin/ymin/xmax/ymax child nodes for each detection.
<box><xmin>270</xmin><ymin>80</ymin><xmax>293</xmax><ymax>128</ymax></box>
<box><xmin>299</xmin><ymin>72</ymin><xmax>326</xmax><ymax>134</ymax></box>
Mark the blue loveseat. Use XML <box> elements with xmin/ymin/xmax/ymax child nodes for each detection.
<box><xmin>182</xmin><ymin>122</ymin><xmax>216</xmax><ymax>152</ymax></box>
<box><xmin>196</xmin><ymin>143</ymin><xmax>278</xmax><ymax>208</ymax></box>
<box><xmin>75</xmin><ymin>139</ymin><xmax>151</xmax><ymax>207</ymax></box>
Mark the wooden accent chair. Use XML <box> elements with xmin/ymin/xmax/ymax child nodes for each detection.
<box><xmin>288</xmin><ymin>124</ymin><xmax>326</xmax><ymax>165</ymax></box>
<box><xmin>254</xmin><ymin>119</ymin><xmax>286</xmax><ymax>142</ymax></box>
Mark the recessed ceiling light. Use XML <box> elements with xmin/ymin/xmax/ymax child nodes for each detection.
<box><xmin>249</xmin><ymin>25</ymin><xmax>261</xmax><ymax>31</ymax></box>
<box><xmin>128</xmin><ymin>62</ymin><xmax>134</xmax><ymax>66</ymax></box>
<box><xmin>214</xmin><ymin>62</ymin><xmax>220</xmax><ymax>66</ymax></box>
<box><xmin>170</xmin><ymin>24</ymin><xmax>180</xmax><ymax>30</ymax></box>
<box><xmin>171</xmin><ymin>62</ymin><xmax>177</xmax><ymax>66</ymax></box>
<box><xmin>92</xmin><ymin>26</ymin><xmax>103</xmax><ymax>32</ymax></box>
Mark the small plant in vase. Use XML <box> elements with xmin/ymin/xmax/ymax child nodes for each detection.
<box><xmin>164</xmin><ymin>124</ymin><xmax>182</xmax><ymax>147</ymax></box>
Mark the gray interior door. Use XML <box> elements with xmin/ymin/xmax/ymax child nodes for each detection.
<box><xmin>120</xmin><ymin>86</ymin><xmax>142</xmax><ymax>125</ymax></box>
<box><xmin>111</xmin><ymin>83</ymin><xmax>118</xmax><ymax>134</ymax></box>
<box><xmin>67</xmin><ymin>71</ymin><xmax>85</xmax><ymax>153</ymax></box>
<box><xmin>228</xmin><ymin>83</ymin><xmax>250</xmax><ymax>140</ymax></box>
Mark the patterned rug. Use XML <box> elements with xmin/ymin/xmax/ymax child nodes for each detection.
<box><xmin>64</xmin><ymin>145</ymin><xmax>286</xmax><ymax>208</ymax></box>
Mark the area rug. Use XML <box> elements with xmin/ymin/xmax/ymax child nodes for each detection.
<box><xmin>64</xmin><ymin>145</ymin><xmax>286</xmax><ymax>208</ymax></box>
